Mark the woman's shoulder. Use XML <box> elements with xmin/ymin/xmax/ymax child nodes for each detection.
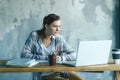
<box><xmin>30</xmin><ymin>31</ymin><xmax>37</xmax><ymax>35</ymax></box>
<box><xmin>55</xmin><ymin>35</ymin><xmax>65</xmax><ymax>42</ymax></box>
<box><xmin>29</xmin><ymin>31</ymin><xmax>38</xmax><ymax>37</ymax></box>
<box><xmin>55</xmin><ymin>34</ymin><xmax>63</xmax><ymax>39</ymax></box>
<box><xmin>28</xmin><ymin>31</ymin><xmax>39</xmax><ymax>40</ymax></box>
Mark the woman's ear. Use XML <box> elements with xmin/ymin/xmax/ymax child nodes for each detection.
<box><xmin>45</xmin><ymin>24</ymin><xmax>49</xmax><ymax>29</ymax></box>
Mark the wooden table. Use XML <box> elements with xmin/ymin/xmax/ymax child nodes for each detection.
<box><xmin>0</xmin><ymin>60</ymin><xmax>119</xmax><ymax>80</ymax></box>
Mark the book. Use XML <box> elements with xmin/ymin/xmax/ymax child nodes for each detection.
<box><xmin>6</xmin><ymin>58</ymin><xmax>39</xmax><ymax>67</ymax></box>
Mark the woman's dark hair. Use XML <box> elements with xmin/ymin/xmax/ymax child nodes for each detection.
<box><xmin>37</xmin><ymin>13</ymin><xmax>60</xmax><ymax>39</ymax></box>
<box><xmin>43</xmin><ymin>13</ymin><xmax>60</xmax><ymax>28</ymax></box>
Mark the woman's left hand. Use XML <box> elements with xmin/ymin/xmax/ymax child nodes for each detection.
<box><xmin>56</xmin><ymin>56</ymin><xmax>62</xmax><ymax>61</ymax></box>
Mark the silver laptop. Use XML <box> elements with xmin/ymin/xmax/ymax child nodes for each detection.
<box><xmin>62</xmin><ymin>40</ymin><xmax>112</xmax><ymax>66</ymax></box>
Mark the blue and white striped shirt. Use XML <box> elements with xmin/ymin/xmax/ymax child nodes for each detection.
<box><xmin>21</xmin><ymin>31</ymin><xmax>76</xmax><ymax>61</ymax></box>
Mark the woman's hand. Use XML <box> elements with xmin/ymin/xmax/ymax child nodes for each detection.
<box><xmin>56</xmin><ymin>56</ymin><xmax>62</xmax><ymax>61</ymax></box>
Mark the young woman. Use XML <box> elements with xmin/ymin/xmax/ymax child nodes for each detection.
<box><xmin>21</xmin><ymin>13</ymin><xmax>77</xmax><ymax>80</ymax></box>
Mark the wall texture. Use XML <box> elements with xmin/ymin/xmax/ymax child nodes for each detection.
<box><xmin>0</xmin><ymin>0</ymin><xmax>116</xmax><ymax>80</ymax></box>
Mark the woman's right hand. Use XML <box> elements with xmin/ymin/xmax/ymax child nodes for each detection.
<box><xmin>56</xmin><ymin>56</ymin><xmax>62</xmax><ymax>61</ymax></box>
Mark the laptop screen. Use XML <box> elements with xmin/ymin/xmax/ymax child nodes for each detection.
<box><xmin>75</xmin><ymin>40</ymin><xmax>112</xmax><ymax>66</ymax></box>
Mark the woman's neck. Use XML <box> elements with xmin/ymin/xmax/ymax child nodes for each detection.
<box><xmin>43</xmin><ymin>36</ymin><xmax>51</xmax><ymax>41</ymax></box>
<box><xmin>42</xmin><ymin>31</ymin><xmax>52</xmax><ymax>47</ymax></box>
<box><xmin>42</xmin><ymin>36</ymin><xmax>52</xmax><ymax>48</ymax></box>
<box><xmin>37</xmin><ymin>29</ymin><xmax>53</xmax><ymax>47</ymax></box>
<box><xmin>37</xmin><ymin>29</ymin><xmax>51</xmax><ymax>41</ymax></box>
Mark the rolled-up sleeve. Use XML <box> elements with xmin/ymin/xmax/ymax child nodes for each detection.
<box><xmin>57</xmin><ymin>36</ymin><xmax>77</xmax><ymax>61</ymax></box>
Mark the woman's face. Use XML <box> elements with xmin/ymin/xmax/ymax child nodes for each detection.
<box><xmin>45</xmin><ymin>20</ymin><xmax>61</xmax><ymax>36</ymax></box>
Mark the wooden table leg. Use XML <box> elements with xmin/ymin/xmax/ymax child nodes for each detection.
<box><xmin>114</xmin><ymin>71</ymin><xmax>120</xmax><ymax>80</ymax></box>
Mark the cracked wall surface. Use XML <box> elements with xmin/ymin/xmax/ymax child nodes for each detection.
<box><xmin>0</xmin><ymin>0</ymin><xmax>115</xmax><ymax>80</ymax></box>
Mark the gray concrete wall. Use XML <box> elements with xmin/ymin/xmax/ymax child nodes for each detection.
<box><xmin>0</xmin><ymin>0</ymin><xmax>116</xmax><ymax>80</ymax></box>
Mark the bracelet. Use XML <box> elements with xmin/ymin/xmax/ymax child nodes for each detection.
<box><xmin>61</xmin><ymin>56</ymin><xmax>63</xmax><ymax>61</ymax></box>
<box><xmin>45</xmin><ymin>56</ymin><xmax>48</xmax><ymax>60</ymax></box>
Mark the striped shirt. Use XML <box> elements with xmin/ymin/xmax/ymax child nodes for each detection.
<box><xmin>21</xmin><ymin>31</ymin><xmax>77</xmax><ymax>80</ymax></box>
<box><xmin>21</xmin><ymin>31</ymin><xmax>76</xmax><ymax>61</ymax></box>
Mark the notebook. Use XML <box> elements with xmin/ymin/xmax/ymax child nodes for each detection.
<box><xmin>61</xmin><ymin>40</ymin><xmax>112</xmax><ymax>66</ymax></box>
<box><xmin>6</xmin><ymin>58</ymin><xmax>40</xmax><ymax>67</ymax></box>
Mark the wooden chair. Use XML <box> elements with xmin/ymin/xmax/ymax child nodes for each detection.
<box><xmin>42</xmin><ymin>72</ymin><xmax>82</xmax><ymax>80</ymax></box>
<box><xmin>68</xmin><ymin>71</ymin><xmax>82</xmax><ymax>80</ymax></box>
